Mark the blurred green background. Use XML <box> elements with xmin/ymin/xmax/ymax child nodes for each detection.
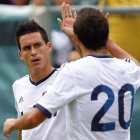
<box><xmin>0</xmin><ymin>46</ymin><xmax>28</xmax><ymax>140</ymax></box>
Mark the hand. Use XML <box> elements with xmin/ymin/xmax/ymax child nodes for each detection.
<box><xmin>57</xmin><ymin>2</ymin><xmax>77</xmax><ymax>39</ymax></box>
<box><xmin>100</xmin><ymin>10</ymin><xmax>110</xmax><ymax>41</ymax></box>
<box><xmin>3</xmin><ymin>119</ymin><xmax>16</xmax><ymax>138</ymax></box>
<box><xmin>100</xmin><ymin>10</ymin><xmax>109</xmax><ymax>23</ymax></box>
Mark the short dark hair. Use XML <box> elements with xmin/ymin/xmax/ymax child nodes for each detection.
<box><xmin>73</xmin><ymin>8</ymin><xmax>109</xmax><ymax>51</ymax></box>
<box><xmin>15</xmin><ymin>19</ymin><xmax>49</xmax><ymax>50</ymax></box>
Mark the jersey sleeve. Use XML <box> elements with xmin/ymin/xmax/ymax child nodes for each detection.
<box><xmin>138</xmin><ymin>66</ymin><xmax>140</xmax><ymax>88</ymax></box>
<box><xmin>34</xmin><ymin>64</ymin><xmax>78</xmax><ymax>118</ymax></box>
<box><xmin>123</xmin><ymin>59</ymin><xmax>140</xmax><ymax>88</ymax></box>
<box><xmin>135</xmin><ymin>66</ymin><xmax>140</xmax><ymax>89</ymax></box>
<box><xmin>123</xmin><ymin>58</ymin><xmax>138</xmax><ymax>66</ymax></box>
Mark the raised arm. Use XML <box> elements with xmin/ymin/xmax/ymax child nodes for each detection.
<box><xmin>58</xmin><ymin>3</ymin><xmax>140</xmax><ymax>65</ymax></box>
<box><xmin>107</xmin><ymin>37</ymin><xmax>140</xmax><ymax>65</ymax></box>
<box><xmin>102</xmin><ymin>11</ymin><xmax>140</xmax><ymax>66</ymax></box>
<box><xmin>3</xmin><ymin>107</ymin><xmax>46</xmax><ymax>138</ymax></box>
<box><xmin>105</xmin><ymin>10</ymin><xmax>140</xmax><ymax>65</ymax></box>
<box><xmin>57</xmin><ymin>3</ymin><xmax>82</xmax><ymax>57</ymax></box>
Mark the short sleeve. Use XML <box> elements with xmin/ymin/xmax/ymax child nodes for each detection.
<box><xmin>123</xmin><ymin>58</ymin><xmax>138</xmax><ymax>66</ymax></box>
<box><xmin>138</xmin><ymin>66</ymin><xmax>140</xmax><ymax>88</ymax></box>
<box><xmin>34</xmin><ymin>64</ymin><xmax>78</xmax><ymax>118</ymax></box>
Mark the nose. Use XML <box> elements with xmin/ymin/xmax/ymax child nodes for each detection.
<box><xmin>31</xmin><ymin>47</ymin><xmax>37</xmax><ymax>56</ymax></box>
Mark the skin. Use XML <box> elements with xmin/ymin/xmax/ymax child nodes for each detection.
<box><xmin>57</xmin><ymin>4</ymin><xmax>82</xmax><ymax>56</ymax></box>
<box><xmin>4</xmin><ymin>108</ymin><xmax>46</xmax><ymax>138</ymax></box>
<box><xmin>58</xmin><ymin>3</ymin><xmax>140</xmax><ymax>65</ymax></box>
<box><xmin>68</xmin><ymin>50</ymin><xmax>80</xmax><ymax>62</ymax></box>
<box><xmin>16</xmin><ymin>32</ymin><xmax>53</xmax><ymax>139</ymax></box>
<box><xmin>3</xmin><ymin>3</ymin><xmax>140</xmax><ymax>138</ymax></box>
<box><xmin>32</xmin><ymin>0</ymin><xmax>45</xmax><ymax>5</ymax></box>
<box><xmin>106</xmin><ymin>37</ymin><xmax>140</xmax><ymax>66</ymax></box>
<box><xmin>19</xmin><ymin>32</ymin><xmax>53</xmax><ymax>82</ymax></box>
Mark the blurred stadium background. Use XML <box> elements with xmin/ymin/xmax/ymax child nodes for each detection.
<box><xmin>0</xmin><ymin>0</ymin><xmax>140</xmax><ymax>139</ymax></box>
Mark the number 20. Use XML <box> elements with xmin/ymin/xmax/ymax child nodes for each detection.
<box><xmin>91</xmin><ymin>84</ymin><xmax>134</xmax><ymax>131</ymax></box>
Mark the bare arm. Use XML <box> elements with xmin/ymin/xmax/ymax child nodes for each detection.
<box><xmin>57</xmin><ymin>3</ymin><xmax>82</xmax><ymax>57</ymax></box>
<box><xmin>18</xmin><ymin>130</ymin><xmax>22</xmax><ymax>140</ymax></box>
<box><xmin>58</xmin><ymin>3</ymin><xmax>140</xmax><ymax>65</ymax></box>
<box><xmin>100</xmin><ymin>10</ymin><xmax>140</xmax><ymax>65</ymax></box>
<box><xmin>3</xmin><ymin>107</ymin><xmax>46</xmax><ymax>138</ymax></box>
<box><xmin>107</xmin><ymin>37</ymin><xmax>140</xmax><ymax>65</ymax></box>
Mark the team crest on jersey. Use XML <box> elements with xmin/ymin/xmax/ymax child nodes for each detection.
<box><xmin>42</xmin><ymin>91</ymin><xmax>47</xmax><ymax>96</ymax></box>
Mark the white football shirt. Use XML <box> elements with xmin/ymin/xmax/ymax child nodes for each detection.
<box><xmin>13</xmin><ymin>69</ymin><xmax>66</xmax><ymax>140</ymax></box>
<box><xmin>35</xmin><ymin>55</ymin><xmax>140</xmax><ymax>140</ymax></box>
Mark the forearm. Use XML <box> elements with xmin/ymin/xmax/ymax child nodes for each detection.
<box><xmin>107</xmin><ymin>38</ymin><xmax>140</xmax><ymax>66</ymax></box>
<box><xmin>12</xmin><ymin>108</ymin><xmax>46</xmax><ymax>130</ymax></box>
<box><xmin>69</xmin><ymin>36</ymin><xmax>82</xmax><ymax>57</ymax></box>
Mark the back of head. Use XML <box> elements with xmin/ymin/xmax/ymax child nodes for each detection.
<box><xmin>73</xmin><ymin>8</ymin><xmax>109</xmax><ymax>51</ymax></box>
<box><xmin>15</xmin><ymin>19</ymin><xmax>49</xmax><ymax>50</ymax></box>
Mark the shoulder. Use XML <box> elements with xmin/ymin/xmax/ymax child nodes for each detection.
<box><xmin>65</xmin><ymin>56</ymin><xmax>98</xmax><ymax>71</ymax></box>
<box><xmin>12</xmin><ymin>75</ymin><xmax>29</xmax><ymax>88</ymax></box>
<box><xmin>57</xmin><ymin>57</ymin><xmax>95</xmax><ymax>79</ymax></box>
<box><xmin>115</xmin><ymin>58</ymin><xmax>139</xmax><ymax>69</ymax></box>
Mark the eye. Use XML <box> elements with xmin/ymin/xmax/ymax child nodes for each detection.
<box><xmin>23</xmin><ymin>46</ymin><xmax>30</xmax><ymax>51</ymax></box>
<box><xmin>35</xmin><ymin>43</ymin><xmax>41</xmax><ymax>47</ymax></box>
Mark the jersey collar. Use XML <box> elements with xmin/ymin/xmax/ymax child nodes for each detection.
<box><xmin>29</xmin><ymin>68</ymin><xmax>57</xmax><ymax>86</ymax></box>
<box><xmin>87</xmin><ymin>54</ymin><xmax>113</xmax><ymax>58</ymax></box>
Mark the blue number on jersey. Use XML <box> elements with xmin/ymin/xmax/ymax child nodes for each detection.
<box><xmin>91</xmin><ymin>84</ymin><xmax>134</xmax><ymax>131</ymax></box>
<box><xmin>91</xmin><ymin>85</ymin><xmax>115</xmax><ymax>131</ymax></box>
<box><xmin>118</xmin><ymin>84</ymin><xmax>134</xmax><ymax>129</ymax></box>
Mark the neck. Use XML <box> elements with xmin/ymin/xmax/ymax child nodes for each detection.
<box><xmin>29</xmin><ymin>66</ymin><xmax>54</xmax><ymax>82</ymax></box>
<box><xmin>81</xmin><ymin>45</ymin><xmax>107</xmax><ymax>57</ymax></box>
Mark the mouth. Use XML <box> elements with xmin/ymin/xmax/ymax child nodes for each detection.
<box><xmin>32</xmin><ymin>58</ymin><xmax>40</xmax><ymax>63</ymax></box>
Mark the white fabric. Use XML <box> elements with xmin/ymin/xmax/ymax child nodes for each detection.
<box><xmin>36</xmin><ymin>55</ymin><xmax>140</xmax><ymax>140</ymax></box>
<box><xmin>13</xmin><ymin>70</ymin><xmax>66</xmax><ymax>140</ymax></box>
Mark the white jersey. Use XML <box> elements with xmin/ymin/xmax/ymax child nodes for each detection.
<box><xmin>35</xmin><ymin>55</ymin><xmax>140</xmax><ymax>140</ymax></box>
<box><xmin>12</xmin><ymin>69</ymin><xmax>66</xmax><ymax>140</ymax></box>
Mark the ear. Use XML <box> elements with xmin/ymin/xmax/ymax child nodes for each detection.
<box><xmin>18</xmin><ymin>51</ymin><xmax>23</xmax><ymax>60</ymax></box>
<box><xmin>46</xmin><ymin>42</ymin><xmax>52</xmax><ymax>52</ymax></box>
<box><xmin>75</xmin><ymin>35</ymin><xmax>81</xmax><ymax>46</ymax></box>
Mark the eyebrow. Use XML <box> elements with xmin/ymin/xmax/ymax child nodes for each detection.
<box><xmin>22</xmin><ymin>42</ymin><xmax>42</xmax><ymax>48</ymax></box>
<box><xmin>22</xmin><ymin>45</ymin><xmax>30</xmax><ymax>49</ymax></box>
<box><xmin>34</xmin><ymin>42</ymin><xmax>42</xmax><ymax>45</ymax></box>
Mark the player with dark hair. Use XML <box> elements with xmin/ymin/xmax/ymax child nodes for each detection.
<box><xmin>4</xmin><ymin>4</ymin><xmax>140</xmax><ymax>140</ymax></box>
<box><xmin>74</xmin><ymin>8</ymin><xmax>109</xmax><ymax>52</ymax></box>
<box><xmin>12</xmin><ymin>19</ymin><xmax>66</xmax><ymax>140</ymax></box>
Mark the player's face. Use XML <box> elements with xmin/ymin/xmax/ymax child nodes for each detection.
<box><xmin>18</xmin><ymin>32</ymin><xmax>52</xmax><ymax>73</ymax></box>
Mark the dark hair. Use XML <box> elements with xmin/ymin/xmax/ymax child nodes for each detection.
<box><xmin>73</xmin><ymin>8</ymin><xmax>109</xmax><ymax>51</ymax></box>
<box><xmin>15</xmin><ymin>19</ymin><xmax>49</xmax><ymax>50</ymax></box>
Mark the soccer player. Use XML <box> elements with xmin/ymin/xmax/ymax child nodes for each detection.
<box><xmin>4</xmin><ymin>4</ymin><xmax>140</xmax><ymax>140</ymax></box>
<box><xmin>12</xmin><ymin>20</ymin><xmax>66</xmax><ymax>140</ymax></box>
<box><xmin>58</xmin><ymin>3</ymin><xmax>139</xmax><ymax>66</ymax></box>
